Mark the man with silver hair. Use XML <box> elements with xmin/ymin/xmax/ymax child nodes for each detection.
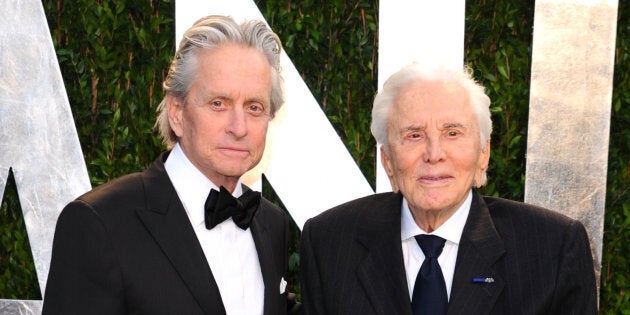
<box><xmin>44</xmin><ymin>15</ymin><xmax>298</xmax><ymax>314</ymax></box>
<box><xmin>300</xmin><ymin>63</ymin><xmax>597</xmax><ymax>314</ymax></box>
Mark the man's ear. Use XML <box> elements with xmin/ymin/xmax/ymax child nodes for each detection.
<box><xmin>380</xmin><ymin>147</ymin><xmax>393</xmax><ymax>177</ymax></box>
<box><xmin>474</xmin><ymin>139</ymin><xmax>491</xmax><ymax>188</ymax></box>
<box><xmin>480</xmin><ymin>139</ymin><xmax>491</xmax><ymax>171</ymax></box>
<box><xmin>167</xmin><ymin>94</ymin><xmax>184</xmax><ymax>137</ymax></box>
<box><xmin>380</xmin><ymin>146</ymin><xmax>399</xmax><ymax>192</ymax></box>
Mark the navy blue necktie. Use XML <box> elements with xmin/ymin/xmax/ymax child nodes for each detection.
<box><xmin>411</xmin><ymin>234</ymin><xmax>448</xmax><ymax>315</ymax></box>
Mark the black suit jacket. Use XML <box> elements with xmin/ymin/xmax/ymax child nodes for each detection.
<box><xmin>43</xmin><ymin>152</ymin><xmax>291</xmax><ymax>315</ymax></box>
<box><xmin>300</xmin><ymin>190</ymin><xmax>597</xmax><ymax>315</ymax></box>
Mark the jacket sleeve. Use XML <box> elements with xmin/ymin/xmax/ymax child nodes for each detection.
<box><xmin>299</xmin><ymin>219</ymin><xmax>327</xmax><ymax>315</ymax></box>
<box><xmin>550</xmin><ymin>219</ymin><xmax>598</xmax><ymax>314</ymax></box>
<box><xmin>42</xmin><ymin>200</ymin><xmax>125</xmax><ymax>315</ymax></box>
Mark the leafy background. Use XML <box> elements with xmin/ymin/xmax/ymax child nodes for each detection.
<box><xmin>0</xmin><ymin>0</ymin><xmax>627</xmax><ymax>313</ymax></box>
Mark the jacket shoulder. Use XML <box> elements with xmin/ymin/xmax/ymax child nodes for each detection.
<box><xmin>480</xmin><ymin>195</ymin><xmax>585</xmax><ymax>240</ymax></box>
<box><xmin>76</xmin><ymin>172</ymin><xmax>145</xmax><ymax>210</ymax></box>
<box><xmin>258</xmin><ymin>196</ymin><xmax>290</xmax><ymax>229</ymax></box>
<box><xmin>309</xmin><ymin>192</ymin><xmax>400</xmax><ymax>224</ymax></box>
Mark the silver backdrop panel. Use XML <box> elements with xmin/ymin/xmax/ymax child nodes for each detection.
<box><xmin>526</xmin><ymin>0</ymin><xmax>618</xmax><ymax>282</ymax></box>
<box><xmin>0</xmin><ymin>300</ymin><xmax>42</xmax><ymax>315</ymax></box>
<box><xmin>0</xmin><ymin>0</ymin><xmax>92</xmax><ymax>311</ymax></box>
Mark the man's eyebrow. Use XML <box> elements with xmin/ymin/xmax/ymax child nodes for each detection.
<box><xmin>403</xmin><ymin>125</ymin><xmax>425</xmax><ymax>132</ymax></box>
<box><xmin>442</xmin><ymin>122</ymin><xmax>465</xmax><ymax>129</ymax></box>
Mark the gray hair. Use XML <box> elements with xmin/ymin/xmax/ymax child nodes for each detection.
<box><xmin>371</xmin><ymin>63</ymin><xmax>493</xmax><ymax>184</ymax></box>
<box><xmin>155</xmin><ymin>15</ymin><xmax>284</xmax><ymax>148</ymax></box>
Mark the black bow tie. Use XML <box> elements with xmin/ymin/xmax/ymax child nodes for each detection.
<box><xmin>204</xmin><ymin>186</ymin><xmax>261</xmax><ymax>230</ymax></box>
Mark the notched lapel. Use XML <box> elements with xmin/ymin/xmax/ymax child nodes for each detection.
<box><xmin>355</xmin><ymin>194</ymin><xmax>413</xmax><ymax>315</ymax></box>
<box><xmin>136</xmin><ymin>156</ymin><xmax>226</xmax><ymax>315</ymax></box>
<box><xmin>356</xmin><ymin>242</ymin><xmax>412</xmax><ymax>315</ymax></box>
<box><xmin>249</xmin><ymin>204</ymin><xmax>281</xmax><ymax>315</ymax></box>
<box><xmin>448</xmin><ymin>191</ymin><xmax>505</xmax><ymax>315</ymax></box>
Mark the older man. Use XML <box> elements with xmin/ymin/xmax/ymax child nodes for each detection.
<box><xmin>300</xmin><ymin>63</ymin><xmax>597</xmax><ymax>314</ymax></box>
<box><xmin>43</xmin><ymin>15</ymin><xmax>296</xmax><ymax>314</ymax></box>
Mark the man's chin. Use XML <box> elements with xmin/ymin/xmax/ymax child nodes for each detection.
<box><xmin>217</xmin><ymin>165</ymin><xmax>255</xmax><ymax>178</ymax></box>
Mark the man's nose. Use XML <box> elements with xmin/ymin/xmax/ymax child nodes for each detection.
<box><xmin>225</xmin><ymin>107</ymin><xmax>248</xmax><ymax>137</ymax></box>
<box><xmin>423</xmin><ymin>137</ymin><xmax>445</xmax><ymax>163</ymax></box>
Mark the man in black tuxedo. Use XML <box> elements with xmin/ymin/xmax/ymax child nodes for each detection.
<box><xmin>43</xmin><ymin>15</ymin><xmax>298</xmax><ymax>314</ymax></box>
<box><xmin>300</xmin><ymin>63</ymin><xmax>598</xmax><ymax>314</ymax></box>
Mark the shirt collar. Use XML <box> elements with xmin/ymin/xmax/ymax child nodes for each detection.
<box><xmin>400</xmin><ymin>189</ymin><xmax>472</xmax><ymax>245</ymax></box>
<box><xmin>164</xmin><ymin>143</ymin><xmax>243</xmax><ymax>226</ymax></box>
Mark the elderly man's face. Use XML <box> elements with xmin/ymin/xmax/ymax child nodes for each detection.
<box><xmin>382</xmin><ymin>80</ymin><xmax>490</xmax><ymax>217</ymax></box>
<box><xmin>168</xmin><ymin>44</ymin><xmax>272</xmax><ymax>190</ymax></box>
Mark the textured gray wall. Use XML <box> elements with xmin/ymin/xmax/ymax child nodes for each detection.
<box><xmin>525</xmin><ymin>0</ymin><xmax>618</xmax><ymax>283</ymax></box>
<box><xmin>0</xmin><ymin>0</ymin><xmax>91</xmax><ymax>312</ymax></box>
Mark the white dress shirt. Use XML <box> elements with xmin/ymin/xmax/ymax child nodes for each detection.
<box><xmin>164</xmin><ymin>143</ymin><xmax>264</xmax><ymax>315</ymax></box>
<box><xmin>401</xmin><ymin>190</ymin><xmax>472</xmax><ymax>300</ymax></box>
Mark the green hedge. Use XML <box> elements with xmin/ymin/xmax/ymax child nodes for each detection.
<box><xmin>0</xmin><ymin>0</ymin><xmax>627</xmax><ymax>313</ymax></box>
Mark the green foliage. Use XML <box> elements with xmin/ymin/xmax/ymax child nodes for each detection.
<box><xmin>4</xmin><ymin>0</ymin><xmax>174</xmax><ymax>299</ymax></box>
<box><xmin>600</xmin><ymin>1</ymin><xmax>630</xmax><ymax>314</ymax></box>
<box><xmin>255</xmin><ymin>0</ymin><xmax>379</xmax><ymax>297</ymax></box>
<box><xmin>0</xmin><ymin>1</ymin><xmax>627</xmax><ymax>313</ymax></box>
<box><xmin>257</xmin><ymin>0</ymin><xmax>378</xmax><ymax>298</ymax></box>
<box><xmin>261</xmin><ymin>176</ymin><xmax>302</xmax><ymax>297</ymax></box>
<box><xmin>257</xmin><ymin>0</ymin><xmax>378</xmax><ymax>187</ymax></box>
<box><xmin>48</xmin><ymin>0</ymin><xmax>173</xmax><ymax>185</ymax></box>
<box><xmin>0</xmin><ymin>170</ymin><xmax>41</xmax><ymax>299</ymax></box>
<box><xmin>465</xmin><ymin>0</ymin><xmax>533</xmax><ymax>200</ymax></box>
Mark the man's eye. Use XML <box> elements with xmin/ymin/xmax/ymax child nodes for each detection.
<box><xmin>211</xmin><ymin>100</ymin><xmax>224</xmax><ymax>108</ymax></box>
<box><xmin>247</xmin><ymin>103</ymin><xmax>265</xmax><ymax>114</ymax></box>
<box><xmin>447</xmin><ymin>130</ymin><xmax>459</xmax><ymax>137</ymax></box>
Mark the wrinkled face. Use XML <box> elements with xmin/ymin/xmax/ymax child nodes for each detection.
<box><xmin>381</xmin><ymin>80</ymin><xmax>490</xmax><ymax>216</ymax></box>
<box><xmin>168</xmin><ymin>44</ymin><xmax>272</xmax><ymax>189</ymax></box>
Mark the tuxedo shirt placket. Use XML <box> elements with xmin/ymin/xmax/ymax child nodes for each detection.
<box><xmin>199</xmin><ymin>219</ymin><xmax>264</xmax><ymax>315</ymax></box>
<box><xmin>400</xmin><ymin>190</ymin><xmax>473</xmax><ymax>301</ymax></box>
<box><xmin>164</xmin><ymin>144</ymin><xmax>264</xmax><ymax>315</ymax></box>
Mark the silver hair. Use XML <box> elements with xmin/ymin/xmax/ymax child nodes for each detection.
<box><xmin>371</xmin><ymin>63</ymin><xmax>493</xmax><ymax>185</ymax></box>
<box><xmin>155</xmin><ymin>15</ymin><xmax>284</xmax><ymax>148</ymax></box>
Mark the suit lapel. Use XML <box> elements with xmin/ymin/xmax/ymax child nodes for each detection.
<box><xmin>249</xmin><ymin>198</ymin><xmax>280</xmax><ymax>315</ymax></box>
<box><xmin>355</xmin><ymin>193</ymin><xmax>413</xmax><ymax>315</ymax></box>
<box><xmin>448</xmin><ymin>190</ymin><xmax>505</xmax><ymax>315</ymax></box>
<box><xmin>136</xmin><ymin>154</ymin><xmax>226</xmax><ymax>315</ymax></box>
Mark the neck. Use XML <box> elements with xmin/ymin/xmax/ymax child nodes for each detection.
<box><xmin>210</xmin><ymin>177</ymin><xmax>239</xmax><ymax>193</ymax></box>
<box><xmin>410</xmin><ymin>206</ymin><xmax>458</xmax><ymax>233</ymax></box>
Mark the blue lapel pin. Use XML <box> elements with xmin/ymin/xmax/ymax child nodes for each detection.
<box><xmin>472</xmin><ymin>277</ymin><xmax>495</xmax><ymax>283</ymax></box>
